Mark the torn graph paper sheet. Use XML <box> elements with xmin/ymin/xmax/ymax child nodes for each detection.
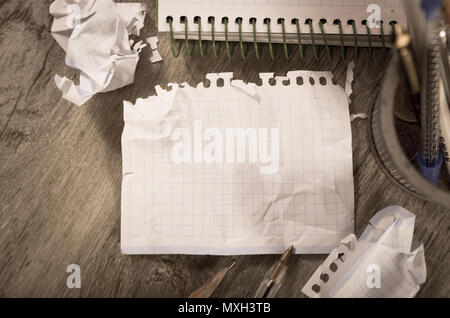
<box><xmin>50</xmin><ymin>0</ymin><xmax>146</xmax><ymax>106</ymax></box>
<box><xmin>121</xmin><ymin>70</ymin><xmax>355</xmax><ymax>255</ymax></box>
<box><xmin>302</xmin><ymin>206</ymin><xmax>427</xmax><ymax>298</ymax></box>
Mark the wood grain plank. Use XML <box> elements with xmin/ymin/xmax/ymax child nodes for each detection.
<box><xmin>0</xmin><ymin>0</ymin><xmax>448</xmax><ymax>298</ymax></box>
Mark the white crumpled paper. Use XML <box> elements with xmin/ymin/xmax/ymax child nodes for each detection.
<box><xmin>50</xmin><ymin>0</ymin><xmax>146</xmax><ymax>106</ymax></box>
<box><xmin>302</xmin><ymin>206</ymin><xmax>427</xmax><ymax>298</ymax></box>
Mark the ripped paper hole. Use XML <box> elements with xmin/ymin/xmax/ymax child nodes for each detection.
<box><xmin>301</xmin><ymin>206</ymin><xmax>427</xmax><ymax>298</ymax></box>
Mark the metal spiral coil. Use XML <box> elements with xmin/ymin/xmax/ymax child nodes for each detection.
<box><xmin>165</xmin><ymin>16</ymin><xmax>397</xmax><ymax>60</ymax></box>
<box><xmin>422</xmin><ymin>33</ymin><xmax>441</xmax><ymax>166</ymax></box>
<box><xmin>369</xmin><ymin>53</ymin><xmax>450</xmax><ymax>208</ymax></box>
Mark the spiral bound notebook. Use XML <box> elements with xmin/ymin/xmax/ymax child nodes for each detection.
<box><xmin>158</xmin><ymin>0</ymin><xmax>407</xmax><ymax>57</ymax></box>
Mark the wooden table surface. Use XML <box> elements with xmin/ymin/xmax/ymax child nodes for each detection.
<box><xmin>0</xmin><ymin>0</ymin><xmax>449</xmax><ymax>298</ymax></box>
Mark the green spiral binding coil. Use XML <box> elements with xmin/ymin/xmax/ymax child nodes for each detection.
<box><xmin>279</xmin><ymin>19</ymin><xmax>289</xmax><ymax>60</ymax></box>
<box><xmin>250</xmin><ymin>18</ymin><xmax>261</xmax><ymax>60</ymax></box>
<box><xmin>305</xmin><ymin>19</ymin><xmax>318</xmax><ymax>60</ymax></box>
<box><xmin>237</xmin><ymin>18</ymin><xmax>246</xmax><ymax>60</ymax></box>
<box><xmin>364</xmin><ymin>21</ymin><xmax>373</xmax><ymax>60</ymax></box>
<box><xmin>209</xmin><ymin>17</ymin><xmax>219</xmax><ymax>58</ymax></box>
<box><xmin>166</xmin><ymin>16</ymin><xmax>393</xmax><ymax>60</ymax></box>
<box><xmin>196</xmin><ymin>17</ymin><xmax>207</xmax><ymax>57</ymax></box>
<box><xmin>334</xmin><ymin>19</ymin><xmax>345</xmax><ymax>60</ymax></box>
<box><xmin>319</xmin><ymin>19</ymin><xmax>331</xmax><ymax>61</ymax></box>
<box><xmin>348</xmin><ymin>19</ymin><xmax>358</xmax><ymax>61</ymax></box>
<box><xmin>294</xmin><ymin>19</ymin><xmax>304</xmax><ymax>60</ymax></box>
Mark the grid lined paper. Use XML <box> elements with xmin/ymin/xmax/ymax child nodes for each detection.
<box><xmin>347</xmin><ymin>246</ymin><xmax>422</xmax><ymax>298</ymax></box>
<box><xmin>121</xmin><ymin>71</ymin><xmax>354</xmax><ymax>255</ymax></box>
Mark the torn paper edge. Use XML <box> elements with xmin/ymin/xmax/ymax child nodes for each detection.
<box><xmin>301</xmin><ymin>206</ymin><xmax>427</xmax><ymax>298</ymax></box>
<box><xmin>146</xmin><ymin>36</ymin><xmax>163</xmax><ymax>63</ymax></box>
<box><xmin>302</xmin><ymin>236</ymin><xmax>426</xmax><ymax>298</ymax></box>
<box><xmin>125</xmin><ymin>68</ymin><xmax>352</xmax><ymax>104</ymax></box>
<box><xmin>345</xmin><ymin>61</ymin><xmax>355</xmax><ymax>101</ymax></box>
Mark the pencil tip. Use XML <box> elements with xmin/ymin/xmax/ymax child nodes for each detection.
<box><xmin>280</xmin><ymin>246</ymin><xmax>294</xmax><ymax>263</ymax></box>
<box><xmin>227</xmin><ymin>259</ymin><xmax>237</xmax><ymax>270</ymax></box>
